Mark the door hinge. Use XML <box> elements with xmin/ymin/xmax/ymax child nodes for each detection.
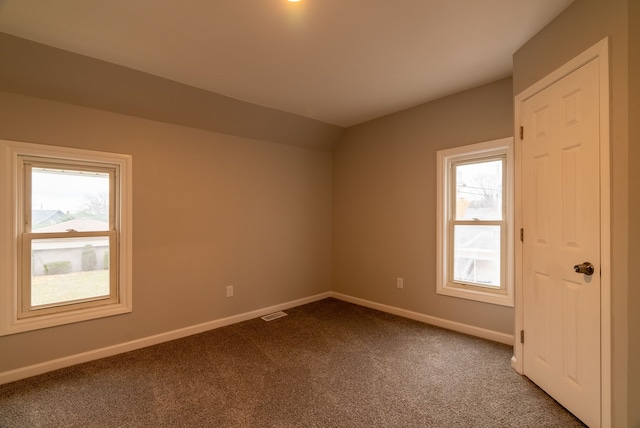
<box><xmin>520</xmin><ymin>228</ymin><xmax>524</xmax><ymax>242</ymax></box>
<box><xmin>520</xmin><ymin>330</ymin><xmax>525</xmax><ymax>344</ymax></box>
<box><xmin>520</xmin><ymin>126</ymin><xmax>524</xmax><ymax>140</ymax></box>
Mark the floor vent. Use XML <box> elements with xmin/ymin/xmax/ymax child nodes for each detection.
<box><xmin>261</xmin><ymin>311</ymin><xmax>288</xmax><ymax>321</ymax></box>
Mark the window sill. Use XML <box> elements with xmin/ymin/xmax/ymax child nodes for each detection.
<box><xmin>437</xmin><ymin>283</ymin><xmax>514</xmax><ymax>307</ymax></box>
<box><xmin>1</xmin><ymin>301</ymin><xmax>132</xmax><ymax>336</ymax></box>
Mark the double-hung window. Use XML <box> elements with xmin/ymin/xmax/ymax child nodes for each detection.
<box><xmin>1</xmin><ymin>140</ymin><xmax>132</xmax><ymax>335</ymax></box>
<box><xmin>436</xmin><ymin>138</ymin><xmax>514</xmax><ymax>306</ymax></box>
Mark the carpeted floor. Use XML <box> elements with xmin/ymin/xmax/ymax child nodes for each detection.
<box><xmin>0</xmin><ymin>298</ymin><xmax>586</xmax><ymax>427</ymax></box>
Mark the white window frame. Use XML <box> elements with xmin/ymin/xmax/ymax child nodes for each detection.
<box><xmin>1</xmin><ymin>140</ymin><xmax>132</xmax><ymax>335</ymax></box>
<box><xmin>436</xmin><ymin>137</ymin><xmax>514</xmax><ymax>307</ymax></box>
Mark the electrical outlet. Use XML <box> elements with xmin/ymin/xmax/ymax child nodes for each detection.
<box><xmin>396</xmin><ymin>277</ymin><xmax>404</xmax><ymax>289</ymax></box>
<box><xmin>226</xmin><ymin>285</ymin><xmax>234</xmax><ymax>298</ymax></box>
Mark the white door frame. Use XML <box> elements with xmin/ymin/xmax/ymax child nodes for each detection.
<box><xmin>513</xmin><ymin>38</ymin><xmax>611</xmax><ymax>427</ymax></box>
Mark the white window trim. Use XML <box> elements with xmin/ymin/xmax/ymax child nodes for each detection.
<box><xmin>0</xmin><ymin>140</ymin><xmax>132</xmax><ymax>335</ymax></box>
<box><xmin>436</xmin><ymin>137</ymin><xmax>514</xmax><ymax>307</ymax></box>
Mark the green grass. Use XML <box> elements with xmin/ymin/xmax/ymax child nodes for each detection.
<box><xmin>31</xmin><ymin>270</ymin><xmax>110</xmax><ymax>306</ymax></box>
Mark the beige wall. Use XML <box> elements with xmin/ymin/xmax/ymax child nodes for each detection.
<box><xmin>513</xmin><ymin>0</ymin><xmax>635</xmax><ymax>425</ymax></box>
<box><xmin>332</xmin><ymin>77</ymin><xmax>514</xmax><ymax>334</ymax></box>
<box><xmin>0</xmin><ymin>91</ymin><xmax>333</xmax><ymax>373</ymax></box>
<box><xmin>0</xmin><ymin>33</ymin><xmax>344</xmax><ymax>151</ymax></box>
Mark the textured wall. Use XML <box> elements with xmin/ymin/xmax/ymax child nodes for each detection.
<box><xmin>332</xmin><ymin>77</ymin><xmax>514</xmax><ymax>334</ymax></box>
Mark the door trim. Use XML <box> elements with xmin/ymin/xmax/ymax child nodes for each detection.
<box><xmin>513</xmin><ymin>37</ymin><xmax>610</xmax><ymax>427</ymax></box>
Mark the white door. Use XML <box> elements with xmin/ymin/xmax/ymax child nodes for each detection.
<box><xmin>522</xmin><ymin>58</ymin><xmax>601</xmax><ymax>427</ymax></box>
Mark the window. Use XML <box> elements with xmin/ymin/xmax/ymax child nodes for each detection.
<box><xmin>1</xmin><ymin>140</ymin><xmax>132</xmax><ymax>335</ymax></box>
<box><xmin>436</xmin><ymin>138</ymin><xmax>513</xmax><ymax>306</ymax></box>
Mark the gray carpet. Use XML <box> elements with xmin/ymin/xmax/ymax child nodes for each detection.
<box><xmin>0</xmin><ymin>298</ymin><xmax>585</xmax><ymax>427</ymax></box>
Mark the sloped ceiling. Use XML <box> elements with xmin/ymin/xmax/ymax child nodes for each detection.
<box><xmin>0</xmin><ymin>0</ymin><xmax>573</xmax><ymax>128</ymax></box>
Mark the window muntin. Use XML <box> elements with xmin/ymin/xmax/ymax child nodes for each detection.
<box><xmin>1</xmin><ymin>140</ymin><xmax>132</xmax><ymax>336</ymax></box>
<box><xmin>436</xmin><ymin>138</ymin><xmax>514</xmax><ymax>307</ymax></box>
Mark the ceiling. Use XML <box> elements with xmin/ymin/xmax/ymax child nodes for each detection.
<box><xmin>0</xmin><ymin>0</ymin><xmax>573</xmax><ymax>127</ymax></box>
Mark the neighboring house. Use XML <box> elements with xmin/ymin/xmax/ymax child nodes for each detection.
<box><xmin>32</xmin><ymin>219</ymin><xmax>110</xmax><ymax>276</ymax></box>
<box><xmin>31</xmin><ymin>210</ymin><xmax>71</xmax><ymax>229</ymax></box>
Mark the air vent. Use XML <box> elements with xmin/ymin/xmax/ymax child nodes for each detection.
<box><xmin>261</xmin><ymin>311</ymin><xmax>287</xmax><ymax>321</ymax></box>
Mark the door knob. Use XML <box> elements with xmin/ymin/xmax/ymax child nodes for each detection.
<box><xmin>573</xmin><ymin>262</ymin><xmax>594</xmax><ymax>276</ymax></box>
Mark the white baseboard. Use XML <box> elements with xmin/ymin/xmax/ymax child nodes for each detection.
<box><xmin>330</xmin><ymin>292</ymin><xmax>515</xmax><ymax>346</ymax></box>
<box><xmin>1</xmin><ymin>291</ymin><xmax>514</xmax><ymax>385</ymax></box>
<box><xmin>0</xmin><ymin>292</ymin><xmax>331</xmax><ymax>385</ymax></box>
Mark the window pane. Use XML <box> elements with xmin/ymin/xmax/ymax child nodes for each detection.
<box><xmin>31</xmin><ymin>168</ymin><xmax>110</xmax><ymax>232</ymax></box>
<box><xmin>31</xmin><ymin>236</ymin><xmax>111</xmax><ymax>307</ymax></box>
<box><xmin>453</xmin><ymin>225</ymin><xmax>500</xmax><ymax>287</ymax></box>
<box><xmin>455</xmin><ymin>160</ymin><xmax>502</xmax><ymax>220</ymax></box>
